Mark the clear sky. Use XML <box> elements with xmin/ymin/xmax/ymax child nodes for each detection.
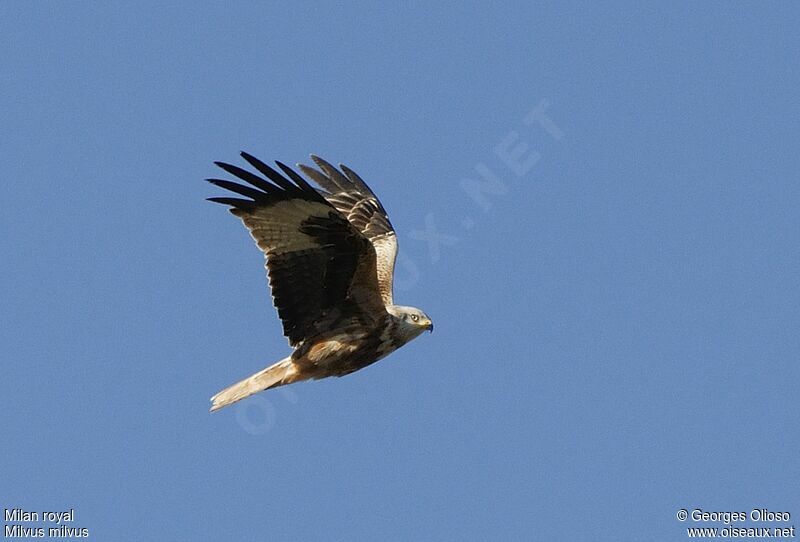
<box><xmin>2</xmin><ymin>2</ymin><xmax>798</xmax><ymax>540</ymax></box>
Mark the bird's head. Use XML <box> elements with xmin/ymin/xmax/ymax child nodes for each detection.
<box><xmin>387</xmin><ymin>305</ymin><xmax>433</xmax><ymax>340</ymax></box>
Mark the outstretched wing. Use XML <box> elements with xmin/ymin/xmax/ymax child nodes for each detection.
<box><xmin>298</xmin><ymin>156</ymin><xmax>398</xmax><ymax>305</ymax></box>
<box><xmin>208</xmin><ymin>152</ymin><xmax>386</xmax><ymax>346</ymax></box>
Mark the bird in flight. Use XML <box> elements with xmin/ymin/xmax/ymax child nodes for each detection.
<box><xmin>207</xmin><ymin>153</ymin><xmax>432</xmax><ymax>412</ymax></box>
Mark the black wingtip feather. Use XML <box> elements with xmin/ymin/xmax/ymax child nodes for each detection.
<box><xmin>209</xmin><ymin>153</ymin><xmax>334</xmax><ymax>210</ymax></box>
<box><xmin>206</xmin><ymin>179</ymin><xmax>266</xmax><ymax>201</ymax></box>
<box><xmin>206</xmin><ymin>196</ymin><xmax>256</xmax><ymax>210</ymax></box>
<box><xmin>214</xmin><ymin>161</ymin><xmax>280</xmax><ymax>195</ymax></box>
<box><xmin>240</xmin><ymin>152</ymin><xmax>297</xmax><ymax>192</ymax></box>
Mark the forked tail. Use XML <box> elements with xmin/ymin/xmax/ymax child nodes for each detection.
<box><xmin>210</xmin><ymin>356</ymin><xmax>297</xmax><ymax>412</ymax></box>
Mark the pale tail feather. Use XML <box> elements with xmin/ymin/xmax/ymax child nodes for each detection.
<box><xmin>210</xmin><ymin>356</ymin><xmax>298</xmax><ymax>412</ymax></box>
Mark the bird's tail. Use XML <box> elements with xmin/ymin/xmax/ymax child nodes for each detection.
<box><xmin>210</xmin><ymin>356</ymin><xmax>298</xmax><ymax>412</ymax></box>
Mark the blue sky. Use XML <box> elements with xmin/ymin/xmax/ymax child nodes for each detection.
<box><xmin>2</xmin><ymin>2</ymin><xmax>798</xmax><ymax>540</ymax></box>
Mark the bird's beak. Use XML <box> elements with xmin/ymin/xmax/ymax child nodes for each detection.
<box><xmin>425</xmin><ymin>320</ymin><xmax>433</xmax><ymax>333</ymax></box>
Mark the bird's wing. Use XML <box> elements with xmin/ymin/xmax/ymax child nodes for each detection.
<box><xmin>298</xmin><ymin>155</ymin><xmax>398</xmax><ymax>305</ymax></box>
<box><xmin>208</xmin><ymin>152</ymin><xmax>386</xmax><ymax>346</ymax></box>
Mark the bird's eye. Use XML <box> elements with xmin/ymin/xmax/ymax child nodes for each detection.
<box><xmin>410</xmin><ymin>314</ymin><xmax>419</xmax><ymax>322</ymax></box>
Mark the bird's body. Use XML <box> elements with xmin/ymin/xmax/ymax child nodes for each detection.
<box><xmin>207</xmin><ymin>153</ymin><xmax>431</xmax><ymax>411</ymax></box>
